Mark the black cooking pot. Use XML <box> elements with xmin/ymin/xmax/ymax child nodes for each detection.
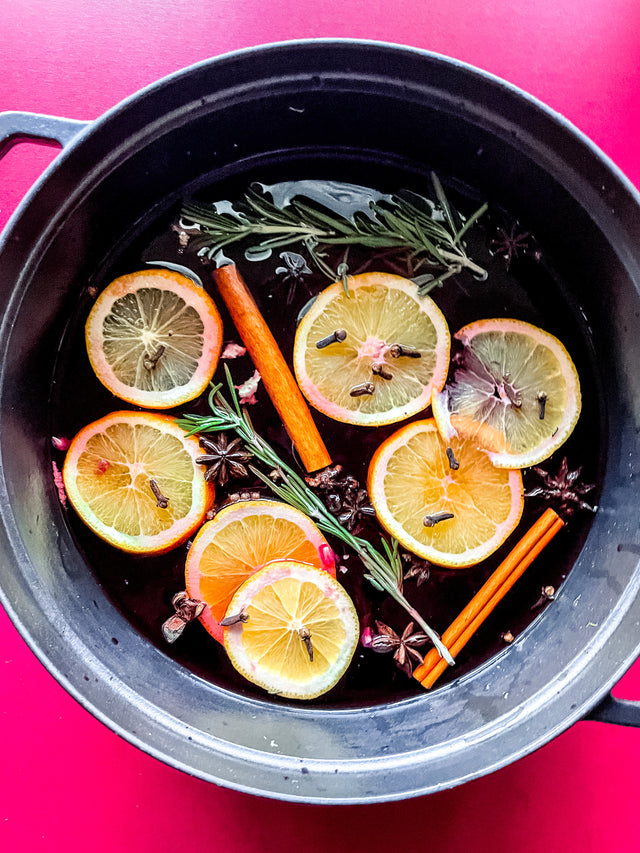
<box><xmin>1</xmin><ymin>40</ymin><xmax>640</xmax><ymax>803</ymax></box>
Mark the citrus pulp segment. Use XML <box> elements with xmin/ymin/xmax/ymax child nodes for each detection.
<box><xmin>432</xmin><ymin>318</ymin><xmax>581</xmax><ymax>468</ymax></box>
<box><xmin>62</xmin><ymin>411</ymin><xmax>214</xmax><ymax>554</ymax></box>
<box><xmin>223</xmin><ymin>561</ymin><xmax>359</xmax><ymax>700</ymax></box>
<box><xmin>185</xmin><ymin>499</ymin><xmax>335</xmax><ymax>644</ymax></box>
<box><xmin>85</xmin><ymin>268</ymin><xmax>223</xmax><ymax>409</ymax></box>
<box><xmin>367</xmin><ymin>419</ymin><xmax>524</xmax><ymax>567</ymax></box>
<box><xmin>293</xmin><ymin>272</ymin><xmax>450</xmax><ymax>426</ymax></box>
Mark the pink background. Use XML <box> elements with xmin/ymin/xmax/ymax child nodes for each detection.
<box><xmin>2</xmin><ymin>0</ymin><xmax>640</xmax><ymax>849</ymax></box>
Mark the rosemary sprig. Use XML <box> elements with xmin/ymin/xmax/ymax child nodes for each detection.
<box><xmin>177</xmin><ymin>366</ymin><xmax>454</xmax><ymax>665</ymax></box>
<box><xmin>178</xmin><ymin>176</ymin><xmax>487</xmax><ymax>291</ymax></box>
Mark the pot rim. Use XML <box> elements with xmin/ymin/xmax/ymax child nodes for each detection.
<box><xmin>1</xmin><ymin>39</ymin><xmax>640</xmax><ymax>803</ymax></box>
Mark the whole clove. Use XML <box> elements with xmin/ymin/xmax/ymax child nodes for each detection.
<box><xmin>316</xmin><ymin>329</ymin><xmax>347</xmax><ymax>349</ymax></box>
<box><xmin>423</xmin><ymin>511</ymin><xmax>455</xmax><ymax>527</ymax></box>
<box><xmin>371</xmin><ymin>362</ymin><xmax>393</xmax><ymax>380</ymax></box>
<box><xmin>350</xmin><ymin>382</ymin><xmax>375</xmax><ymax>397</ymax></box>
<box><xmin>446</xmin><ymin>447</ymin><xmax>460</xmax><ymax>470</ymax></box>
<box><xmin>537</xmin><ymin>391</ymin><xmax>548</xmax><ymax>420</ymax></box>
<box><xmin>298</xmin><ymin>627</ymin><xmax>314</xmax><ymax>661</ymax></box>
<box><xmin>144</xmin><ymin>344</ymin><xmax>165</xmax><ymax>370</ymax></box>
<box><xmin>389</xmin><ymin>343</ymin><xmax>421</xmax><ymax>359</ymax></box>
<box><xmin>219</xmin><ymin>609</ymin><xmax>250</xmax><ymax>626</ymax></box>
<box><xmin>149</xmin><ymin>478</ymin><xmax>169</xmax><ymax>508</ymax></box>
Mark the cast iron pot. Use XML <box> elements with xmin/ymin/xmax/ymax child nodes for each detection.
<box><xmin>1</xmin><ymin>40</ymin><xmax>640</xmax><ymax>803</ymax></box>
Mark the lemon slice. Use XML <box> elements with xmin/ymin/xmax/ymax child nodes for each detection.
<box><xmin>223</xmin><ymin>561</ymin><xmax>359</xmax><ymax>700</ymax></box>
<box><xmin>85</xmin><ymin>268</ymin><xmax>223</xmax><ymax>409</ymax></box>
<box><xmin>62</xmin><ymin>410</ymin><xmax>214</xmax><ymax>554</ymax></box>
<box><xmin>432</xmin><ymin>318</ymin><xmax>581</xmax><ymax>468</ymax></box>
<box><xmin>185</xmin><ymin>499</ymin><xmax>335</xmax><ymax>644</ymax></box>
<box><xmin>293</xmin><ymin>272</ymin><xmax>450</xmax><ymax>426</ymax></box>
<box><xmin>367</xmin><ymin>419</ymin><xmax>524</xmax><ymax>567</ymax></box>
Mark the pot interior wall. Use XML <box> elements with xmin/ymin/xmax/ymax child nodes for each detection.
<box><xmin>1</xmin><ymin>43</ymin><xmax>640</xmax><ymax>801</ymax></box>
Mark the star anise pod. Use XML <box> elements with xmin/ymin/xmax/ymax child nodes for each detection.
<box><xmin>336</xmin><ymin>488</ymin><xmax>376</xmax><ymax>533</ymax></box>
<box><xmin>401</xmin><ymin>552</ymin><xmax>433</xmax><ymax>586</ymax></box>
<box><xmin>371</xmin><ymin>620</ymin><xmax>430</xmax><ymax>677</ymax></box>
<box><xmin>489</xmin><ymin>222</ymin><xmax>535</xmax><ymax>270</ymax></box>
<box><xmin>525</xmin><ymin>457</ymin><xmax>596</xmax><ymax>517</ymax></box>
<box><xmin>196</xmin><ymin>433</ymin><xmax>253</xmax><ymax>487</ymax></box>
<box><xmin>305</xmin><ymin>463</ymin><xmax>347</xmax><ymax>492</ymax></box>
<box><xmin>306</xmin><ymin>464</ymin><xmax>374</xmax><ymax>533</ymax></box>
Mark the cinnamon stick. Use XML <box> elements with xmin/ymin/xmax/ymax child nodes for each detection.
<box><xmin>414</xmin><ymin>508</ymin><xmax>563</xmax><ymax>689</ymax></box>
<box><xmin>214</xmin><ymin>264</ymin><xmax>332</xmax><ymax>473</ymax></box>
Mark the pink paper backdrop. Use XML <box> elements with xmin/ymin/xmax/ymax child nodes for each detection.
<box><xmin>2</xmin><ymin>1</ymin><xmax>640</xmax><ymax>850</ymax></box>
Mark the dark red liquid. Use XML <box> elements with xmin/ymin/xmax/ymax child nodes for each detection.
<box><xmin>50</xmin><ymin>172</ymin><xmax>603</xmax><ymax>707</ymax></box>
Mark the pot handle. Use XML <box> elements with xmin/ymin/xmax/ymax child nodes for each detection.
<box><xmin>585</xmin><ymin>693</ymin><xmax>640</xmax><ymax>727</ymax></box>
<box><xmin>0</xmin><ymin>111</ymin><xmax>89</xmax><ymax>159</ymax></box>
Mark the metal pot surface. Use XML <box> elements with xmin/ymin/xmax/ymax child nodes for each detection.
<box><xmin>1</xmin><ymin>40</ymin><xmax>640</xmax><ymax>803</ymax></box>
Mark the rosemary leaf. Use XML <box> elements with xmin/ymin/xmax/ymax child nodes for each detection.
<box><xmin>177</xmin><ymin>181</ymin><xmax>487</xmax><ymax>290</ymax></box>
<box><xmin>292</xmin><ymin>200</ymin><xmax>355</xmax><ymax>235</ymax></box>
<box><xmin>364</xmin><ymin>573</ymin><xmax>385</xmax><ymax>593</ymax></box>
<box><xmin>431</xmin><ymin>172</ymin><xmax>457</xmax><ymax>236</ymax></box>
<box><xmin>245</xmin><ymin>191</ymin><xmax>296</xmax><ymax>225</ymax></box>
<box><xmin>454</xmin><ymin>202</ymin><xmax>489</xmax><ymax>247</ymax></box>
<box><xmin>415</xmin><ymin>264</ymin><xmax>463</xmax><ymax>295</ymax></box>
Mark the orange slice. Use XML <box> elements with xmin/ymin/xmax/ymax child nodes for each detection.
<box><xmin>185</xmin><ymin>499</ymin><xmax>335</xmax><ymax>644</ymax></box>
<box><xmin>85</xmin><ymin>268</ymin><xmax>223</xmax><ymax>409</ymax></box>
<box><xmin>432</xmin><ymin>318</ymin><xmax>581</xmax><ymax>468</ymax></box>
<box><xmin>223</xmin><ymin>560</ymin><xmax>359</xmax><ymax>700</ymax></box>
<box><xmin>367</xmin><ymin>419</ymin><xmax>524</xmax><ymax>567</ymax></box>
<box><xmin>293</xmin><ymin>272</ymin><xmax>450</xmax><ymax>426</ymax></box>
<box><xmin>62</xmin><ymin>410</ymin><xmax>214</xmax><ymax>554</ymax></box>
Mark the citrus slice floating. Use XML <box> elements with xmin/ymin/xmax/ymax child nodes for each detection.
<box><xmin>432</xmin><ymin>318</ymin><xmax>581</xmax><ymax>468</ymax></box>
<box><xmin>185</xmin><ymin>499</ymin><xmax>335</xmax><ymax>644</ymax></box>
<box><xmin>223</xmin><ymin>560</ymin><xmax>359</xmax><ymax>700</ymax></box>
<box><xmin>85</xmin><ymin>268</ymin><xmax>223</xmax><ymax>409</ymax></box>
<box><xmin>62</xmin><ymin>410</ymin><xmax>214</xmax><ymax>554</ymax></box>
<box><xmin>367</xmin><ymin>419</ymin><xmax>523</xmax><ymax>567</ymax></box>
<box><xmin>293</xmin><ymin>272</ymin><xmax>450</xmax><ymax>426</ymax></box>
